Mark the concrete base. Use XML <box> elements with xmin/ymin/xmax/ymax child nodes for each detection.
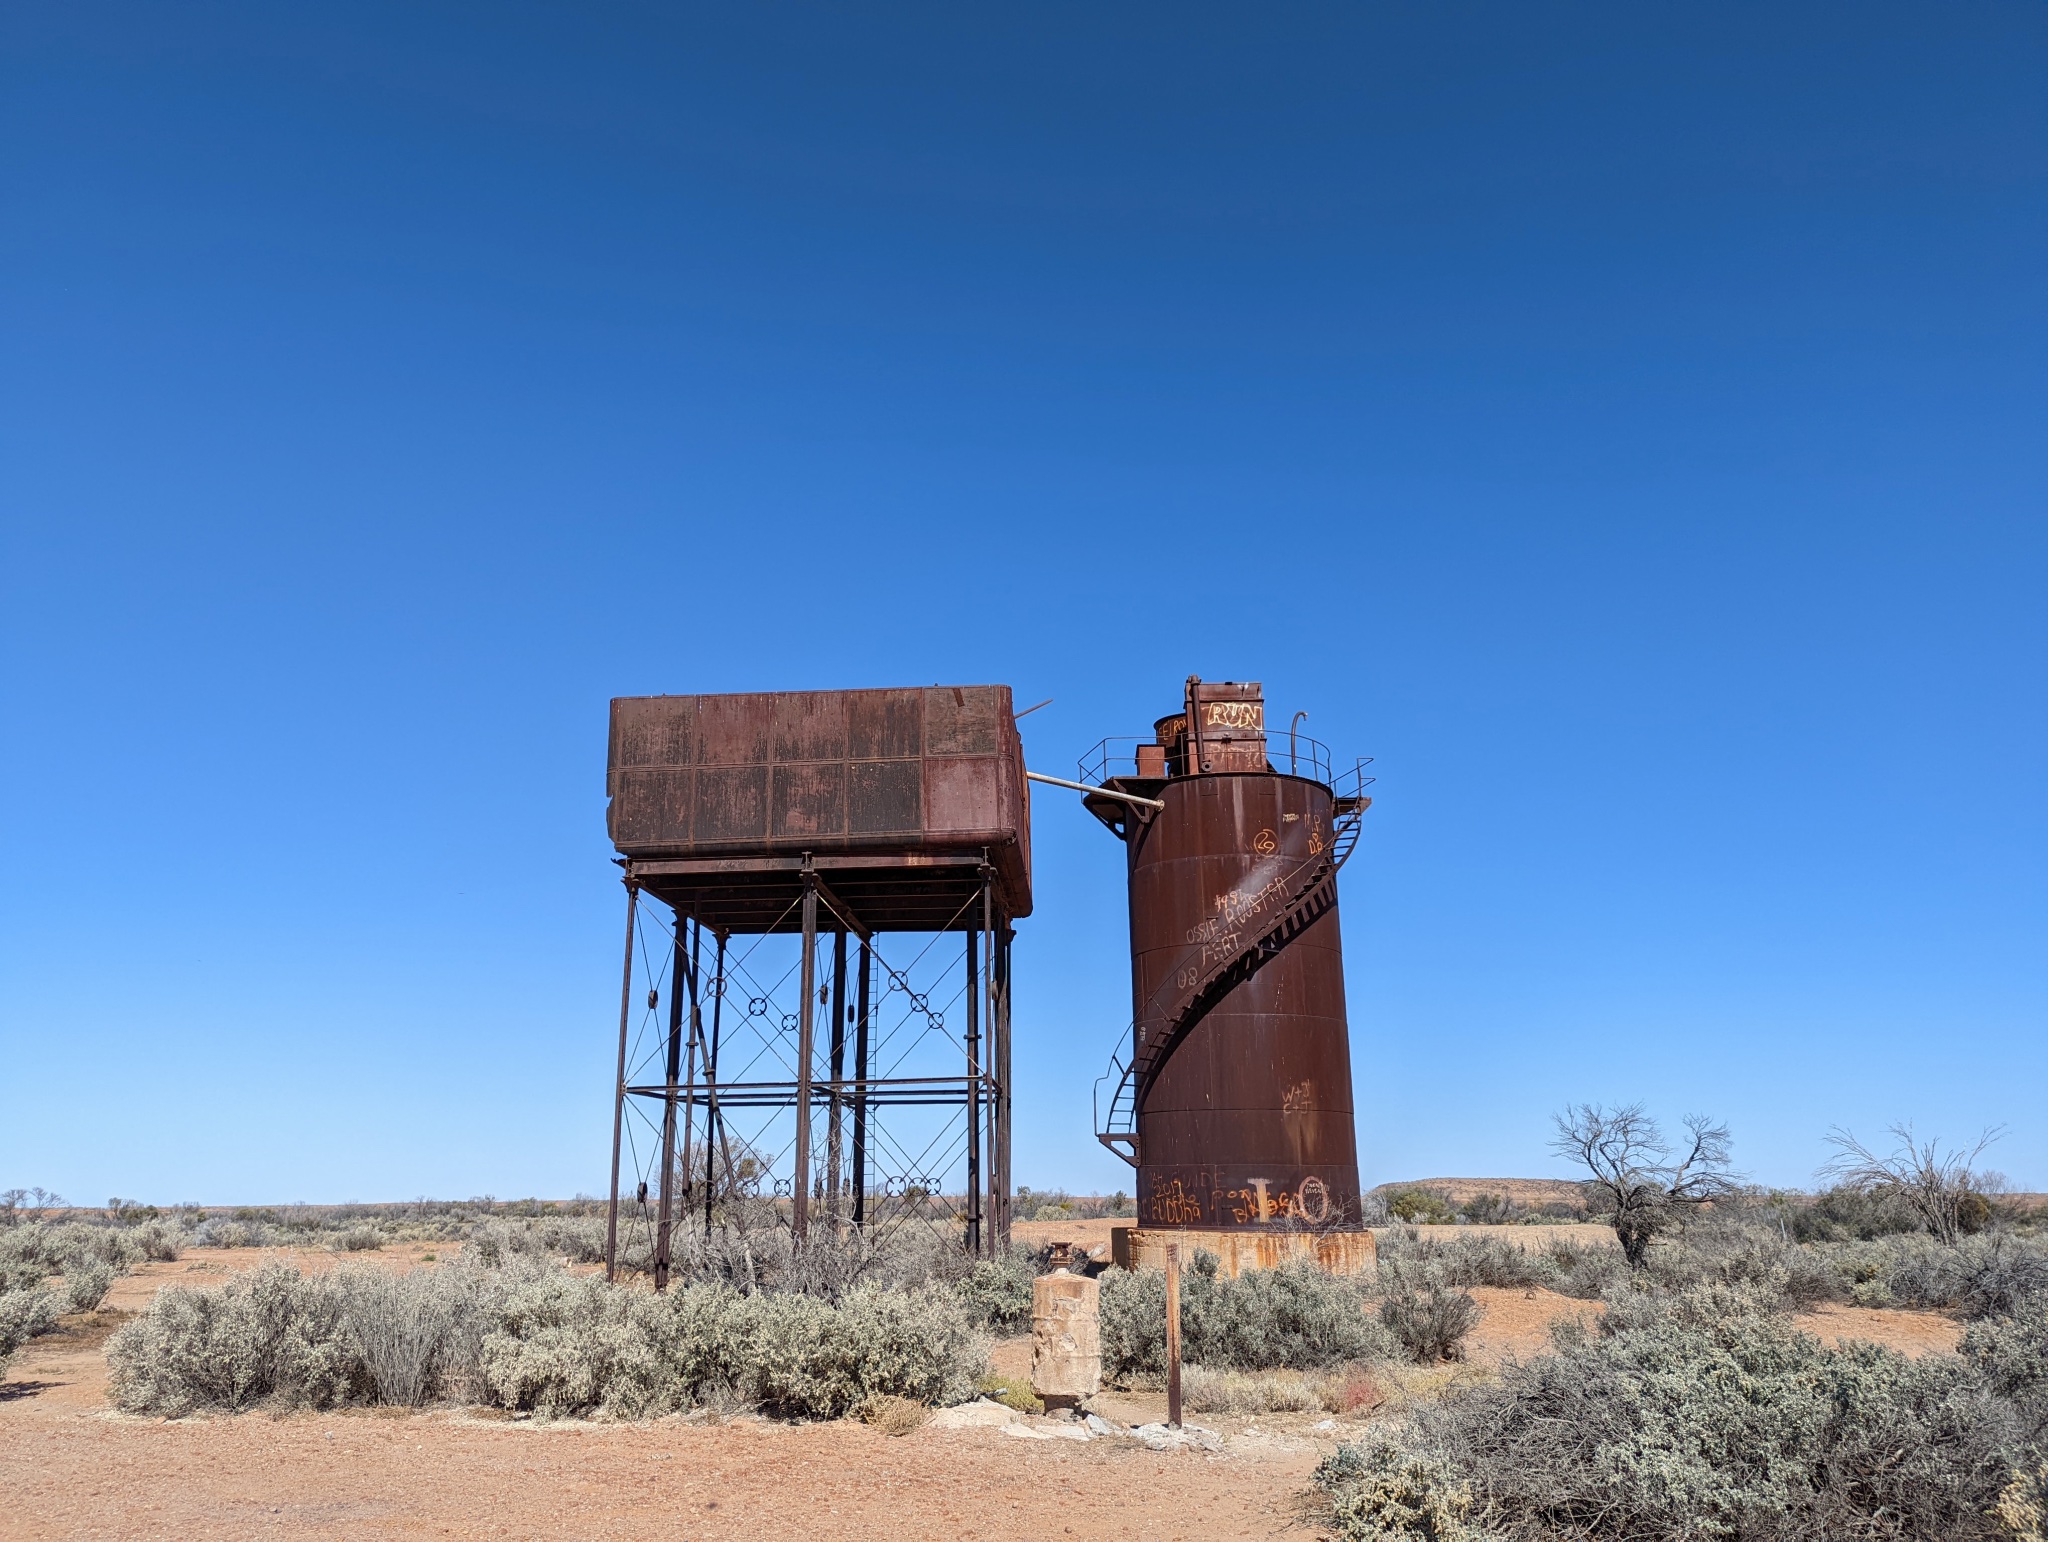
<box><xmin>1110</xmin><ymin>1224</ymin><xmax>1377</xmax><ymax>1279</ymax></box>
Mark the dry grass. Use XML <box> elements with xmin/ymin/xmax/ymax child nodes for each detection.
<box><xmin>1180</xmin><ymin>1364</ymin><xmax>1386</xmax><ymax>1416</ymax></box>
<box><xmin>858</xmin><ymin>1394</ymin><xmax>930</xmax><ymax>1436</ymax></box>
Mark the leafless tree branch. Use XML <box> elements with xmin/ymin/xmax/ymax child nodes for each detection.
<box><xmin>1550</xmin><ymin>1103</ymin><xmax>1739</xmax><ymax>1268</ymax></box>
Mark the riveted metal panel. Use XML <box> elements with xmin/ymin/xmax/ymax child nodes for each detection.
<box><xmin>607</xmin><ymin>685</ymin><xmax>1032</xmax><ymax>923</ymax></box>
<box><xmin>1097</xmin><ymin>680</ymin><xmax>1362</xmax><ymax>1234</ymax></box>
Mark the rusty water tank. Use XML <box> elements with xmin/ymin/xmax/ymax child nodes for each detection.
<box><xmin>1084</xmin><ymin>679</ymin><xmax>1370</xmax><ymax>1244</ymax></box>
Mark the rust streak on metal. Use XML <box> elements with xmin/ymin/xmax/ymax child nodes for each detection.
<box><xmin>1086</xmin><ymin>678</ymin><xmax>1371</xmax><ymax>1246</ymax></box>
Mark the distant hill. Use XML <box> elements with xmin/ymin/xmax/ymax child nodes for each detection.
<box><xmin>1372</xmin><ymin>1177</ymin><xmax>1588</xmax><ymax>1209</ymax></box>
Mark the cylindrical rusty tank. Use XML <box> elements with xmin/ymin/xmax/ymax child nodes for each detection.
<box><xmin>1084</xmin><ymin>679</ymin><xmax>1370</xmax><ymax>1262</ymax></box>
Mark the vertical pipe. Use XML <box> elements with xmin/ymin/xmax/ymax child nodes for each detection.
<box><xmin>605</xmin><ymin>882</ymin><xmax>639</xmax><ymax>1283</ymax></box>
<box><xmin>827</xmin><ymin>929</ymin><xmax>847</xmax><ymax>1228</ymax></box>
<box><xmin>680</xmin><ymin>920</ymin><xmax>702</xmax><ymax>1214</ymax></box>
<box><xmin>1165</xmin><ymin>1243</ymin><xmax>1183</xmax><ymax>1429</ymax></box>
<box><xmin>964</xmin><ymin>921</ymin><xmax>981</xmax><ymax>1257</ymax></box>
<box><xmin>995</xmin><ymin>924</ymin><xmax>1013</xmax><ymax>1250</ymax></box>
<box><xmin>704</xmin><ymin>930</ymin><xmax>727</xmax><ymax>1230</ymax></box>
<box><xmin>852</xmin><ymin>938</ymin><xmax>871</xmax><ymax>1228</ymax></box>
<box><xmin>654</xmin><ymin>914</ymin><xmax>687</xmax><ymax>1290</ymax></box>
<box><xmin>982</xmin><ymin>870</ymin><xmax>997</xmax><ymax>1255</ymax></box>
<box><xmin>793</xmin><ymin>879</ymin><xmax>818</xmax><ymax>1243</ymax></box>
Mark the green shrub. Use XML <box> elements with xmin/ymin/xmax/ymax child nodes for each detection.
<box><xmin>1962</xmin><ymin>1294</ymin><xmax>2048</xmax><ymax>1447</ymax></box>
<box><xmin>108</xmin><ymin>1262</ymin><xmax>371</xmax><ymax>1415</ymax></box>
<box><xmin>1791</xmin><ymin>1184</ymin><xmax>1922</xmax><ymax>1242</ymax></box>
<box><xmin>109</xmin><ymin>1256</ymin><xmax>988</xmax><ymax>1421</ymax></box>
<box><xmin>977</xmin><ymin>1372</ymin><xmax>1043</xmax><ymax>1414</ymax></box>
<box><xmin>1099</xmin><ymin>1256</ymin><xmax>1392</xmax><ymax>1380</ymax></box>
<box><xmin>1385</xmin><ymin>1284</ymin><xmax>2028</xmax><ymax>1541</ymax></box>
<box><xmin>953</xmin><ymin>1254</ymin><xmax>1034</xmax><ymax>1333</ymax></box>
<box><xmin>63</xmin><ymin>1260</ymin><xmax>115</xmax><ymax>1313</ymax></box>
<box><xmin>1379</xmin><ymin>1280</ymin><xmax>1481</xmax><ymax>1364</ymax></box>
<box><xmin>0</xmin><ymin>1287</ymin><xmax>62</xmax><ymax>1368</ymax></box>
<box><xmin>477</xmin><ymin>1273</ymin><xmax>982</xmax><ymax>1420</ymax></box>
<box><xmin>1316</xmin><ymin>1441</ymin><xmax>1484</xmax><ymax>1542</ymax></box>
<box><xmin>1378</xmin><ymin>1229</ymin><xmax>1560</xmax><ymax>1290</ymax></box>
<box><xmin>0</xmin><ymin>1220</ymin><xmax>143</xmax><ymax>1289</ymax></box>
<box><xmin>131</xmin><ymin>1219</ymin><xmax>186</xmax><ymax>1261</ymax></box>
<box><xmin>1385</xmin><ymin>1189</ymin><xmax>1457</xmax><ymax>1225</ymax></box>
<box><xmin>1820</xmin><ymin>1231</ymin><xmax>2048</xmax><ymax>1319</ymax></box>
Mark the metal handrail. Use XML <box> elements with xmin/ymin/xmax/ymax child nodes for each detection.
<box><xmin>1076</xmin><ymin>733</ymin><xmax>1344</xmax><ymax>786</ymax></box>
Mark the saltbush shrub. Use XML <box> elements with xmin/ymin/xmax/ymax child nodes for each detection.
<box><xmin>63</xmin><ymin>1260</ymin><xmax>115</xmax><ymax>1314</ymax></box>
<box><xmin>1329</xmin><ymin>1284</ymin><xmax>2035</xmax><ymax>1542</ymax></box>
<box><xmin>1315</xmin><ymin>1441</ymin><xmax>1484</xmax><ymax>1542</ymax></box>
<box><xmin>1379</xmin><ymin>1278</ymin><xmax>1481</xmax><ymax>1364</ymax></box>
<box><xmin>108</xmin><ymin>1255</ymin><xmax>986</xmax><ymax>1420</ymax></box>
<box><xmin>1099</xmin><ymin>1256</ymin><xmax>1393</xmax><ymax>1380</ymax></box>
<box><xmin>0</xmin><ymin>1287</ymin><xmax>62</xmax><ymax>1368</ymax></box>
<box><xmin>1819</xmin><ymin>1231</ymin><xmax>2048</xmax><ymax>1319</ymax></box>
<box><xmin>953</xmin><ymin>1254</ymin><xmax>1034</xmax><ymax>1333</ymax></box>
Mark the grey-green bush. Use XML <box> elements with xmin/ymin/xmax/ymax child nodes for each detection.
<box><xmin>107</xmin><ymin>1255</ymin><xmax>987</xmax><ymax>1420</ymax></box>
<box><xmin>108</xmin><ymin>1263</ymin><xmax>372</xmax><ymax>1415</ymax></box>
<box><xmin>953</xmin><ymin>1254</ymin><xmax>1034</xmax><ymax>1333</ymax></box>
<box><xmin>1315</xmin><ymin>1440</ymin><xmax>1486</xmax><ymax>1542</ymax></box>
<box><xmin>1816</xmin><ymin>1231</ymin><xmax>2048</xmax><ymax>1319</ymax></box>
<box><xmin>1334</xmin><ymin>1283</ymin><xmax>2035</xmax><ymax>1542</ymax></box>
<box><xmin>1376</xmin><ymin>1229</ymin><xmax>1558</xmax><ymax>1291</ymax></box>
<box><xmin>1379</xmin><ymin>1279</ymin><xmax>1481</xmax><ymax>1364</ymax></box>
<box><xmin>0</xmin><ymin>1287</ymin><xmax>62</xmax><ymax>1367</ymax></box>
<box><xmin>475</xmin><ymin>1271</ymin><xmax>982</xmax><ymax>1419</ymax></box>
<box><xmin>1099</xmin><ymin>1256</ymin><xmax>1393</xmax><ymax>1380</ymax></box>
<box><xmin>63</xmin><ymin>1260</ymin><xmax>115</xmax><ymax>1314</ymax></box>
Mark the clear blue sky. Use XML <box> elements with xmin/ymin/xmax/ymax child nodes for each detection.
<box><xmin>3</xmin><ymin>3</ymin><xmax>2042</xmax><ymax>1204</ymax></box>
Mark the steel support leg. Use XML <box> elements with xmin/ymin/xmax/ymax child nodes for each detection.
<box><xmin>704</xmin><ymin>929</ymin><xmax>726</xmax><ymax>1230</ymax></box>
<box><xmin>827</xmin><ymin>928</ymin><xmax>847</xmax><ymax>1228</ymax></box>
<box><xmin>793</xmin><ymin>878</ymin><xmax>818</xmax><ymax>1242</ymax></box>
<box><xmin>852</xmin><ymin>938</ymin><xmax>871</xmax><ymax>1229</ymax></box>
<box><xmin>654</xmin><ymin>914</ymin><xmax>687</xmax><ymax>1290</ymax></box>
<box><xmin>965</xmin><ymin>920</ymin><xmax>982</xmax><ymax>1257</ymax></box>
<box><xmin>983</xmin><ymin>873</ymin><xmax>997</xmax><ymax>1254</ymax></box>
<box><xmin>605</xmin><ymin>882</ymin><xmax>638</xmax><ymax>1283</ymax></box>
<box><xmin>680</xmin><ymin>920</ymin><xmax>702</xmax><ymax>1215</ymax></box>
<box><xmin>994</xmin><ymin>921</ymin><xmax>1012</xmax><ymax>1251</ymax></box>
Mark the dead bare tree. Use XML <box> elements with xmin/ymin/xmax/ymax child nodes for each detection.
<box><xmin>1819</xmin><ymin>1124</ymin><xmax>2005</xmax><ymax>1247</ymax></box>
<box><xmin>1550</xmin><ymin>1103</ymin><xmax>1739</xmax><ymax>1268</ymax></box>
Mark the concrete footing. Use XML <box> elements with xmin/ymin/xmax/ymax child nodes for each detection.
<box><xmin>1110</xmin><ymin>1224</ymin><xmax>1377</xmax><ymax>1279</ymax></box>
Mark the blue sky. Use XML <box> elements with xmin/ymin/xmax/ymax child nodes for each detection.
<box><xmin>2</xmin><ymin>3</ymin><xmax>2042</xmax><ymax>1203</ymax></box>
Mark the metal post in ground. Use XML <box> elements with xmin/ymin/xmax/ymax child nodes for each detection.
<box><xmin>605</xmin><ymin>882</ymin><xmax>639</xmax><ymax>1283</ymax></box>
<box><xmin>680</xmin><ymin>919</ymin><xmax>702</xmax><ymax>1214</ymax></box>
<box><xmin>964</xmin><ymin>918</ymin><xmax>982</xmax><ymax>1257</ymax></box>
<box><xmin>792</xmin><ymin>875</ymin><xmax>818</xmax><ymax>1243</ymax></box>
<box><xmin>827</xmin><ymin>928</ymin><xmax>847</xmax><ymax>1228</ymax></box>
<box><xmin>654</xmin><ymin>913</ymin><xmax>687</xmax><ymax>1290</ymax></box>
<box><xmin>982</xmin><ymin>868</ymin><xmax>997</xmax><ymax>1253</ymax></box>
<box><xmin>852</xmin><ymin>938</ymin><xmax>871</xmax><ymax>1229</ymax></box>
<box><xmin>994</xmin><ymin>923</ymin><xmax>1013</xmax><ymax>1250</ymax></box>
<box><xmin>703</xmin><ymin>929</ymin><xmax>727</xmax><ymax>1231</ymax></box>
<box><xmin>1166</xmin><ymin>1243</ymin><xmax>1183</xmax><ymax>1428</ymax></box>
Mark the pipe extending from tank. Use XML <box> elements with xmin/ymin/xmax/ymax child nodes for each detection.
<box><xmin>1025</xmin><ymin>769</ymin><xmax>1166</xmax><ymax>811</ymax></box>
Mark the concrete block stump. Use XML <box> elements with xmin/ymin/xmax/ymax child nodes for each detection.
<box><xmin>1030</xmin><ymin>1268</ymin><xmax>1102</xmax><ymax>1411</ymax></box>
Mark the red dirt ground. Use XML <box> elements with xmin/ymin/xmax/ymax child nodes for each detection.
<box><xmin>0</xmin><ymin>1245</ymin><xmax>1964</xmax><ymax>1540</ymax></box>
